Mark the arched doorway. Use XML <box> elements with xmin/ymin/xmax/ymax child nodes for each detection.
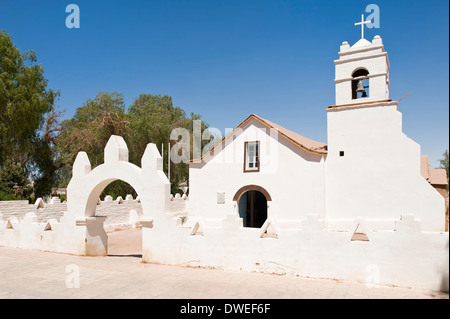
<box><xmin>238</xmin><ymin>190</ymin><xmax>267</xmax><ymax>228</ymax></box>
<box><xmin>233</xmin><ymin>185</ymin><xmax>271</xmax><ymax>228</ymax></box>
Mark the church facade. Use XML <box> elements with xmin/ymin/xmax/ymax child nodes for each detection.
<box><xmin>188</xmin><ymin>35</ymin><xmax>447</xmax><ymax>233</ymax></box>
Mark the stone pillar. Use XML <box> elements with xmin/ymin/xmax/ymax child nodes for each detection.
<box><xmin>75</xmin><ymin>216</ymin><xmax>108</xmax><ymax>256</ymax></box>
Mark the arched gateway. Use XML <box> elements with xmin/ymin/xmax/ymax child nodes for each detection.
<box><xmin>66</xmin><ymin>135</ymin><xmax>170</xmax><ymax>256</ymax></box>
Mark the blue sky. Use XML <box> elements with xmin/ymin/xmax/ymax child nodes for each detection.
<box><xmin>1</xmin><ymin>0</ymin><xmax>448</xmax><ymax>166</ymax></box>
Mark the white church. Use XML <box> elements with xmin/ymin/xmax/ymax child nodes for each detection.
<box><xmin>1</xmin><ymin>18</ymin><xmax>448</xmax><ymax>291</ymax></box>
<box><xmin>188</xmin><ymin>35</ymin><xmax>447</xmax><ymax>233</ymax></box>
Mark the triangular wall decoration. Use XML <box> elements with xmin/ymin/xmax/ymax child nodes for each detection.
<box><xmin>44</xmin><ymin>222</ymin><xmax>53</xmax><ymax>231</ymax></box>
<box><xmin>351</xmin><ymin>223</ymin><xmax>369</xmax><ymax>241</ymax></box>
<box><xmin>260</xmin><ymin>220</ymin><xmax>278</xmax><ymax>239</ymax></box>
<box><xmin>190</xmin><ymin>221</ymin><xmax>204</xmax><ymax>236</ymax></box>
<box><xmin>6</xmin><ymin>220</ymin><xmax>14</xmax><ymax>230</ymax></box>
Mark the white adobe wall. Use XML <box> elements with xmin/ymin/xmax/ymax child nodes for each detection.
<box><xmin>188</xmin><ymin>117</ymin><xmax>326</xmax><ymax>229</ymax></box>
<box><xmin>325</xmin><ymin>101</ymin><xmax>445</xmax><ymax>231</ymax></box>
<box><xmin>142</xmin><ymin>213</ymin><xmax>449</xmax><ymax>292</ymax></box>
<box><xmin>0</xmin><ymin>211</ymin><xmax>90</xmax><ymax>255</ymax></box>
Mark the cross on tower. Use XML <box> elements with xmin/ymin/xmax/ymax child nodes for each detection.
<box><xmin>354</xmin><ymin>14</ymin><xmax>371</xmax><ymax>39</ymax></box>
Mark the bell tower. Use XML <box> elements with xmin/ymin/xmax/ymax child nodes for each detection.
<box><xmin>334</xmin><ymin>31</ymin><xmax>390</xmax><ymax>106</ymax></box>
<box><xmin>324</xmin><ymin>16</ymin><xmax>445</xmax><ymax>232</ymax></box>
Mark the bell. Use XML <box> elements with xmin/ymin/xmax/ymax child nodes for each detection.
<box><xmin>356</xmin><ymin>80</ymin><xmax>367</xmax><ymax>97</ymax></box>
<box><xmin>356</xmin><ymin>80</ymin><xmax>365</xmax><ymax>93</ymax></box>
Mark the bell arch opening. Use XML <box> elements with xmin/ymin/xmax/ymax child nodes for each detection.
<box><xmin>352</xmin><ymin>68</ymin><xmax>369</xmax><ymax>99</ymax></box>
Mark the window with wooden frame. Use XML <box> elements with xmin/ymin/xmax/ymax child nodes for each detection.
<box><xmin>244</xmin><ymin>141</ymin><xmax>260</xmax><ymax>172</ymax></box>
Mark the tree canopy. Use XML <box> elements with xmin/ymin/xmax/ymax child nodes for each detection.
<box><xmin>0</xmin><ymin>30</ymin><xmax>60</xmax><ymax>199</ymax></box>
<box><xmin>1</xmin><ymin>30</ymin><xmax>208</xmax><ymax>200</ymax></box>
<box><xmin>56</xmin><ymin>91</ymin><xmax>129</xmax><ymax>170</ymax></box>
<box><xmin>56</xmin><ymin>91</ymin><xmax>207</xmax><ymax>197</ymax></box>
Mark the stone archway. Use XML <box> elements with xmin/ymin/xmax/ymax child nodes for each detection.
<box><xmin>66</xmin><ymin>135</ymin><xmax>171</xmax><ymax>256</ymax></box>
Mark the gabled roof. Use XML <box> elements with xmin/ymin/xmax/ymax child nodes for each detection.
<box><xmin>420</xmin><ymin>155</ymin><xmax>448</xmax><ymax>186</ymax></box>
<box><xmin>255</xmin><ymin>115</ymin><xmax>327</xmax><ymax>154</ymax></box>
<box><xmin>188</xmin><ymin>114</ymin><xmax>327</xmax><ymax>164</ymax></box>
<box><xmin>429</xmin><ymin>169</ymin><xmax>448</xmax><ymax>186</ymax></box>
<box><xmin>420</xmin><ymin>155</ymin><xmax>431</xmax><ymax>179</ymax></box>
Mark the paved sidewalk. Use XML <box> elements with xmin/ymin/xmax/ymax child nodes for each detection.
<box><xmin>0</xmin><ymin>230</ymin><xmax>448</xmax><ymax>299</ymax></box>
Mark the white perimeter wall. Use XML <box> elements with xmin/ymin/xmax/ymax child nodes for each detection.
<box><xmin>142</xmin><ymin>214</ymin><xmax>449</xmax><ymax>292</ymax></box>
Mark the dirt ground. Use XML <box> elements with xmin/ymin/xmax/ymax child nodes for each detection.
<box><xmin>107</xmin><ymin>227</ymin><xmax>142</xmax><ymax>256</ymax></box>
<box><xmin>0</xmin><ymin>228</ymin><xmax>448</xmax><ymax>299</ymax></box>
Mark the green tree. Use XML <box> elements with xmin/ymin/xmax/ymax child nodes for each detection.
<box><xmin>56</xmin><ymin>91</ymin><xmax>209</xmax><ymax>197</ymax></box>
<box><xmin>128</xmin><ymin>94</ymin><xmax>207</xmax><ymax>194</ymax></box>
<box><xmin>0</xmin><ymin>30</ymin><xmax>60</xmax><ymax>198</ymax></box>
<box><xmin>56</xmin><ymin>91</ymin><xmax>129</xmax><ymax>170</ymax></box>
<box><xmin>439</xmin><ymin>150</ymin><xmax>449</xmax><ymax>189</ymax></box>
<box><xmin>55</xmin><ymin>91</ymin><xmax>130</xmax><ymax>197</ymax></box>
<box><xmin>128</xmin><ymin>94</ymin><xmax>188</xmax><ymax>161</ymax></box>
<box><xmin>0</xmin><ymin>31</ymin><xmax>58</xmax><ymax>168</ymax></box>
<box><xmin>0</xmin><ymin>161</ymin><xmax>31</xmax><ymax>199</ymax></box>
